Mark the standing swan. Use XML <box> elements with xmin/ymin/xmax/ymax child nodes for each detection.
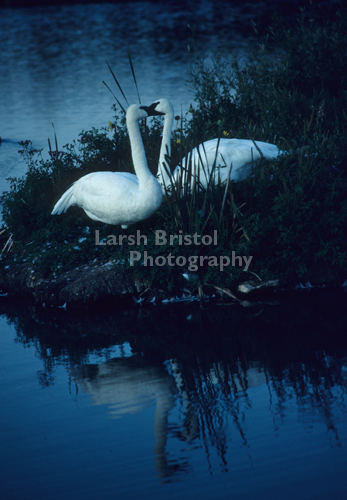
<box><xmin>51</xmin><ymin>103</ymin><xmax>164</xmax><ymax>228</ymax></box>
<box><xmin>149</xmin><ymin>99</ymin><xmax>280</xmax><ymax>193</ymax></box>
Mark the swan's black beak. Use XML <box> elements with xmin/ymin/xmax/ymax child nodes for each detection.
<box><xmin>140</xmin><ymin>102</ymin><xmax>164</xmax><ymax>117</ymax></box>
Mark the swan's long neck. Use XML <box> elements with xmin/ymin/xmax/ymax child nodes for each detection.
<box><xmin>127</xmin><ymin>113</ymin><xmax>151</xmax><ymax>186</ymax></box>
<box><xmin>157</xmin><ymin>108</ymin><xmax>174</xmax><ymax>188</ymax></box>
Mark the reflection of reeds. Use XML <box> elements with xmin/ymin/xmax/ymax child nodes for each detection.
<box><xmin>168</xmin><ymin>343</ymin><xmax>347</xmax><ymax>470</ymax></box>
<box><xmin>9</xmin><ymin>288</ymin><xmax>347</xmax><ymax>473</ymax></box>
<box><xmin>266</xmin><ymin>352</ymin><xmax>346</xmax><ymax>447</ymax></box>
<box><xmin>169</xmin><ymin>358</ymin><xmax>265</xmax><ymax>466</ymax></box>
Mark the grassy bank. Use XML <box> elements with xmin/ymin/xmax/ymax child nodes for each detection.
<box><xmin>1</xmin><ymin>4</ymin><xmax>347</xmax><ymax>298</ymax></box>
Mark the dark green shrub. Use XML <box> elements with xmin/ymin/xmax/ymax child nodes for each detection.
<box><xmin>186</xmin><ymin>3</ymin><xmax>347</xmax><ymax>146</ymax></box>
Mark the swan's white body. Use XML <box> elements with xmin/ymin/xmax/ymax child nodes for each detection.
<box><xmin>151</xmin><ymin>99</ymin><xmax>280</xmax><ymax>193</ymax></box>
<box><xmin>52</xmin><ymin>104</ymin><xmax>163</xmax><ymax>229</ymax></box>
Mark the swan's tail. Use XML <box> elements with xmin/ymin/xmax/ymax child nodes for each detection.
<box><xmin>51</xmin><ymin>184</ymin><xmax>76</xmax><ymax>215</ymax></box>
<box><xmin>257</xmin><ymin>142</ymin><xmax>280</xmax><ymax>160</ymax></box>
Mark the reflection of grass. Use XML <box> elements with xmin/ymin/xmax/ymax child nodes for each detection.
<box><xmin>11</xmin><ymin>286</ymin><xmax>347</xmax><ymax>467</ymax></box>
<box><xmin>1</xmin><ymin>4</ymin><xmax>347</xmax><ymax>292</ymax></box>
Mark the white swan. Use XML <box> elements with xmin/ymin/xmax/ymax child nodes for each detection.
<box><xmin>149</xmin><ymin>98</ymin><xmax>280</xmax><ymax>193</ymax></box>
<box><xmin>51</xmin><ymin>103</ymin><xmax>163</xmax><ymax>228</ymax></box>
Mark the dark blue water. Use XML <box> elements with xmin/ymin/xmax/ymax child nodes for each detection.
<box><xmin>1</xmin><ymin>288</ymin><xmax>347</xmax><ymax>499</ymax></box>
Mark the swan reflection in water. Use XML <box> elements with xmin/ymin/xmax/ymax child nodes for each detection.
<box><xmin>69</xmin><ymin>354</ymin><xmax>268</xmax><ymax>479</ymax></box>
<box><xmin>69</xmin><ymin>355</ymin><xmax>188</xmax><ymax>479</ymax></box>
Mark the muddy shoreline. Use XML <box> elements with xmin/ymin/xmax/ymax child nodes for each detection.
<box><xmin>1</xmin><ymin>259</ymin><xmax>346</xmax><ymax>309</ymax></box>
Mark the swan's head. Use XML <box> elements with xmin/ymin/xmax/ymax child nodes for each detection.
<box><xmin>142</xmin><ymin>99</ymin><xmax>174</xmax><ymax>118</ymax></box>
<box><xmin>126</xmin><ymin>103</ymin><xmax>151</xmax><ymax>123</ymax></box>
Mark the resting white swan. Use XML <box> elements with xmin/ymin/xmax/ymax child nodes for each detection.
<box><xmin>51</xmin><ymin>103</ymin><xmax>163</xmax><ymax>228</ymax></box>
<box><xmin>149</xmin><ymin>98</ymin><xmax>280</xmax><ymax>193</ymax></box>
